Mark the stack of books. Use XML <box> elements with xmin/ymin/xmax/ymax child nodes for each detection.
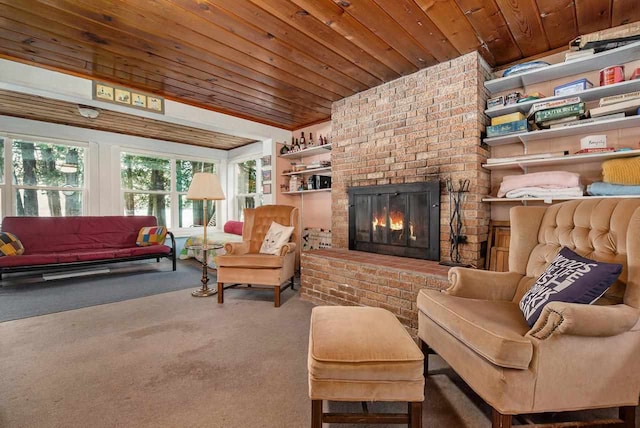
<box><xmin>529</xmin><ymin>97</ymin><xmax>586</xmax><ymax>129</ymax></box>
<box><xmin>590</xmin><ymin>91</ymin><xmax>640</xmax><ymax>117</ymax></box>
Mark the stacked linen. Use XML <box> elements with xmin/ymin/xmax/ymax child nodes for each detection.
<box><xmin>498</xmin><ymin>171</ymin><xmax>583</xmax><ymax>198</ymax></box>
<box><xmin>588</xmin><ymin>156</ymin><xmax>640</xmax><ymax>196</ymax></box>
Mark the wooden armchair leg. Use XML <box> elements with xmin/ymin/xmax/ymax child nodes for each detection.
<box><xmin>311</xmin><ymin>400</ymin><xmax>322</xmax><ymax>428</ymax></box>
<box><xmin>409</xmin><ymin>401</ymin><xmax>422</xmax><ymax>428</ymax></box>
<box><xmin>420</xmin><ymin>340</ymin><xmax>431</xmax><ymax>375</ymax></box>
<box><xmin>291</xmin><ymin>276</ymin><xmax>295</xmax><ymax>290</ymax></box>
<box><xmin>274</xmin><ymin>285</ymin><xmax>281</xmax><ymax>307</ymax></box>
<box><xmin>491</xmin><ymin>408</ymin><xmax>512</xmax><ymax>428</ymax></box>
<box><xmin>620</xmin><ymin>406</ymin><xmax>636</xmax><ymax>427</ymax></box>
<box><xmin>217</xmin><ymin>282</ymin><xmax>224</xmax><ymax>304</ymax></box>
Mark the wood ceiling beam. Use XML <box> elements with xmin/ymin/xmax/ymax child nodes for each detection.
<box><xmin>372</xmin><ymin>0</ymin><xmax>460</xmax><ymax>63</ymax></box>
<box><xmin>611</xmin><ymin>0</ymin><xmax>640</xmax><ymax>26</ymax></box>
<box><xmin>454</xmin><ymin>0</ymin><xmax>521</xmax><ymax>64</ymax></box>
<box><xmin>575</xmin><ymin>0</ymin><xmax>613</xmax><ymax>35</ymax></box>
<box><xmin>535</xmin><ymin>0</ymin><xmax>578</xmax><ymax>49</ymax></box>
<box><xmin>253</xmin><ymin>0</ymin><xmax>417</xmax><ymax>76</ymax></box>
<box><xmin>326</xmin><ymin>0</ymin><xmax>439</xmax><ymax>67</ymax></box>
<box><xmin>493</xmin><ymin>0</ymin><xmax>549</xmax><ymax>57</ymax></box>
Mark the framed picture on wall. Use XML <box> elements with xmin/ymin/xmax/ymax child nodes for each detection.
<box><xmin>262</xmin><ymin>169</ymin><xmax>271</xmax><ymax>182</ymax></box>
<box><xmin>261</xmin><ymin>155</ymin><xmax>271</xmax><ymax>167</ymax></box>
<box><xmin>263</xmin><ymin>183</ymin><xmax>272</xmax><ymax>195</ymax></box>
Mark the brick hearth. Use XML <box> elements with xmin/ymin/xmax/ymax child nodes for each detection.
<box><xmin>301</xmin><ymin>249</ymin><xmax>449</xmax><ymax>336</ymax></box>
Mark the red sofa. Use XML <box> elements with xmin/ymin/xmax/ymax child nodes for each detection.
<box><xmin>0</xmin><ymin>216</ymin><xmax>176</xmax><ymax>278</ymax></box>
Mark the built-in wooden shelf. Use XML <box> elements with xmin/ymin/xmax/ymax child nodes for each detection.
<box><xmin>484</xmin><ymin>79</ymin><xmax>640</xmax><ymax>118</ymax></box>
<box><xmin>483</xmin><ymin>148</ymin><xmax>640</xmax><ymax>170</ymax></box>
<box><xmin>281</xmin><ymin>166</ymin><xmax>332</xmax><ymax>176</ymax></box>
<box><xmin>279</xmin><ymin>144</ymin><xmax>332</xmax><ymax>159</ymax></box>
<box><xmin>484</xmin><ymin>115</ymin><xmax>640</xmax><ymax>146</ymax></box>
<box><xmin>484</xmin><ymin>41</ymin><xmax>640</xmax><ymax>94</ymax></box>
<box><xmin>281</xmin><ymin>188</ymin><xmax>331</xmax><ymax>195</ymax></box>
<box><xmin>483</xmin><ymin>195</ymin><xmax>640</xmax><ymax>203</ymax></box>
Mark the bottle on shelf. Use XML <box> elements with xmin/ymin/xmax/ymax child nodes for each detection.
<box><xmin>295</xmin><ymin>138</ymin><xmax>300</xmax><ymax>151</ymax></box>
<box><xmin>318</xmin><ymin>134</ymin><xmax>324</xmax><ymax>145</ymax></box>
<box><xmin>279</xmin><ymin>140</ymin><xmax>289</xmax><ymax>155</ymax></box>
<box><xmin>291</xmin><ymin>136</ymin><xmax>295</xmax><ymax>152</ymax></box>
<box><xmin>308</xmin><ymin>133</ymin><xmax>314</xmax><ymax>147</ymax></box>
<box><xmin>300</xmin><ymin>132</ymin><xmax>306</xmax><ymax>149</ymax></box>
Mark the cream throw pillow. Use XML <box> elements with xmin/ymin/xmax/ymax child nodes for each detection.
<box><xmin>259</xmin><ymin>221</ymin><xmax>294</xmax><ymax>255</ymax></box>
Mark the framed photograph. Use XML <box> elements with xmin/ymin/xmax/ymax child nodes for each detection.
<box><xmin>262</xmin><ymin>169</ymin><xmax>271</xmax><ymax>182</ymax></box>
<box><xmin>147</xmin><ymin>96</ymin><xmax>163</xmax><ymax>112</ymax></box>
<box><xmin>95</xmin><ymin>84</ymin><xmax>113</xmax><ymax>101</ymax></box>
<box><xmin>132</xmin><ymin>93</ymin><xmax>147</xmax><ymax>108</ymax></box>
<box><xmin>262</xmin><ymin>183</ymin><xmax>272</xmax><ymax>195</ymax></box>
<box><xmin>261</xmin><ymin>155</ymin><xmax>271</xmax><ymax>167</ymax></box>
<box><xmin>115</xmin><ymin>89</ymin><xmax>131</xmax><ymax>104</ymax></box>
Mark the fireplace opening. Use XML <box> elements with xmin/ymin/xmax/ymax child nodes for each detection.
<box><xmin>348</xmin><ymin>182</ymin><xmax>440</xmax><ymax>260</ymax></box>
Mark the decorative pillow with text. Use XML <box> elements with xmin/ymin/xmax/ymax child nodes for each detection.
<box><xmin>519</xmin><ymin>247</ymin><xmax>622</xmax><ymax>326</ymax></box>
<box><xmin>259</xmin><ymin>221</ymin><xmax>294</xmax><ymax>255</ymax></box>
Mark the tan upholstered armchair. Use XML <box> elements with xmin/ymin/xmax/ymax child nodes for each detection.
<box><xmin>216</xmin><ymin>205</ymin><xmax>299</xmax><ymax>307</ymax></box>
<box><xmin>418</xmin><ymin>199</ymin><xmax>640</xmax><ymax>427</ymax></box>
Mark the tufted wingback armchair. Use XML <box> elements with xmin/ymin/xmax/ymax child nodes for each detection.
<box><xmin>216</xmin><ymin>205</ymin><xmax>299</xmax><ymax>307</ymax></box>
<box><xmin>417</xmin><ymin>198</ymin><xmax>640</xmax><ymax>427</ymax></box>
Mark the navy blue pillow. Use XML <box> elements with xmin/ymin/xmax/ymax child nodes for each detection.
<box><xmin>519</xmin><ymin>247</ymin><xmax>622</xmax><ymax>327</ymax></box>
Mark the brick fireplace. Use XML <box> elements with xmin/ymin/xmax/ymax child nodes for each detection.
<box><xmin>300</xmin><ymin>52</ymin><xmax>492</xmax><ymax>334</ymax></box>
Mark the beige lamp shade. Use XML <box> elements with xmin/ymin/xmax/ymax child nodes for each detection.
<box><xmin>186</xmin><ymin>173</ymin><xmax>226</xmax><ymax>200</ymax></box>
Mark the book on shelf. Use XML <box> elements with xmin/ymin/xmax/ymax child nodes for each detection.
<box><xmin>537</xmin><ymin>115</ymin><xmax>586</xmax><ymax>128</ymax></box>
<box><xmin>599</xmin><ymin>91</ymin><xmax>640</xmax><ymax>107</ymax></box>
<box><xmin>486</xmin><ymin>119</ymin><xmax>528</xmax><ymax>137</ymax></box>
<box><xmin>564</xmin><ymin>49</ymin><xmax>595</xmax><ymax>61</ymax></box>
<box><xmin>527</xmin><ymin>96</ymin><xmax>581</xmax><ymax>117</ymax></box>
<box><xmin>534</xmin><ymin>102</ymin><xmax>586</xmax><ymax>124</ymax></box>
<box><xmin>491</xmin><ymin>112</ymin><xmax>526</xmax><ymax>126</ymax></box>
<box><xmin>549</xmin><ymin>112</ymin><xmax>626</xmax><ymax>128</ymax></box>
<box><xmin>574</xmin><ymin>147</ymin><xmax>615</xmax><ymax>154</ymax></box>
<box><xmin>486</xmin><ymin>151</ymin><xmax>569</xmax><ymax>164</ymax></box>
<box><xmin>590</xmin><ymin>98</ymin><xmax>640</xmax><ymax>117</ymax></box>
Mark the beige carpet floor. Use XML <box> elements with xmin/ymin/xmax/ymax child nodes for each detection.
<box><xmin>0</xmin><ymin>287</ymin><xmax>636</xmax><ymax>427</ymax></box>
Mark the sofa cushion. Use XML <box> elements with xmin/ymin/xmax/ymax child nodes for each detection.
<box><xmin>136</xmin><ymin>226</ymin><xmax>167</xmax><ymax>246</ymax></box>
<box><xmin>216</xmin><ymin>253</ymin><xmax>284</xmax><ymax>269</ymax></box>
<box><xmin>417</xmin><ymin>289</ymin><xmax>533</xmax><ymax>369</ymax></box>
<box><xmin>520</xmin><ymin>247</ymin><xmax>622</xmax><ymax>326</ymax></box>
<box><xmin>0</xmin><ymin>254</ymin><xmax>61</xmax><ymax>267</ymax></box>
<box><xmin>0</xmin><ymin>232</ymin><xmax>24</xmax><ymax>256</ymax></box>
<box><xmin>1</xmin><ymin>216</ymin><xmax>159</xmax><ymax>253</ymax></box>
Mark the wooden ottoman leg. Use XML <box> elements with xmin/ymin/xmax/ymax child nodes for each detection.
<box><xmin>409</xmin><ymin>401</ymin><xmax>422</xmax><ymax>428</ymax></box>
<box><xmin>311</xmin><ymin>400</ymin><xmax>322</xmax><ymax>428</ymax></box>
<box><xmin>217</xmin><ymin>282</ymin><xmax>224</xmax><ymax>304</ymax></box>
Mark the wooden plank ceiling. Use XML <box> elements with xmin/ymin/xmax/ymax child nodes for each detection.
<box><xmin>0</xmin><ymin>0</ymin><xmax>639</xmax><ymax>131</ymax></box>
<box><xmin>0</xmin><ymin>90</ymin><xmax>256</xmax><ymax>149</ymax></box>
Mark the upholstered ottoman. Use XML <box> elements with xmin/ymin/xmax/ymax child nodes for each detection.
<box><xmin>308</xmin><ymin>306</ymin><xmax>424</xmax><ymax>427</ymax></box>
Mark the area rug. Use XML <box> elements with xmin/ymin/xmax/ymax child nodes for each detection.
<box><xmin>0</xmin><ymin>289</ymin><xmax>635</xmax><ymax>427</ymax></box>
<box><xmin>0</xmin><ymin>259</ymin><xmax>204</xmax><ymax>322</ymax></box>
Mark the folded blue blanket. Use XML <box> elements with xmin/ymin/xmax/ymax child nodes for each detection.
<box><xmin>587</xmin><ymin>181</ymin><xmax>640</xmax><ymax>196</ymax></box>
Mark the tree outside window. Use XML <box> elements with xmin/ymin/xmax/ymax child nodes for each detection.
<box><xmin>236</xmin><ymin>159</ymin><xmax>262</xmax><ymax>220</ymax></box>
<box><xmin>12</xmin><ymin>139</ymin><xmax>85</xmax><ymax>217</ymax></box>
<box><xmin>120</xmin><ymin>152</ymin><xmax>217</xmax><ymax>228</ymax></box>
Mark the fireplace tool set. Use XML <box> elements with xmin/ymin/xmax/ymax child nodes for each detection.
<box><xmin>442</xmin><ymin>178</ymin><xmax>471</xmax><ymax>267</ymax></box>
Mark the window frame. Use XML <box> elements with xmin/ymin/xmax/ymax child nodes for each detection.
<box><xmin>1</xmin><ymin>133</ymin><xmax>90</xmax><ymax>217</ymax></box>
<box><xmin>119</xmin><ymin>147</ymin><xmax>220</xmax><ymax>233</ymax></box>
<box><xmin>230</xmin><ymin>154</ymin><xmax>263</xmax><ymax>221</ymax></box>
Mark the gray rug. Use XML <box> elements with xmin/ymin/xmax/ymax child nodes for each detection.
<box><xmin>0</xmin><ymin>259</ymin><xmax>206</xmax><ymax>322</ymax></box>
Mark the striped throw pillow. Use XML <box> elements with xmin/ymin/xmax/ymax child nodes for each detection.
<box><xmin>136</xmin><ymin>226</ymin><xmax>167</xmax><ymax>247</ymax></box>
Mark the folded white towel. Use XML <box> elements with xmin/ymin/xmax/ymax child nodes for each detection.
<box><xmin>498</xmin><ymin>171</ymin><xmax>580</xmax><ymax>197</ymax></box>
<box><xmin>505</xmin><ymin>186</ymin><xmax>584</xmax><ymax>199</ymax></box>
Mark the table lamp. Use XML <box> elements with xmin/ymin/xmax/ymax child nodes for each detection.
<box><xmin>186</xmin><ymin>172</ymin><xmax>225</xmax><ymax>297</ymax></box>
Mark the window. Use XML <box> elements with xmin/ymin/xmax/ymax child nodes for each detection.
<box><xmin>120</xmin><ymin>151</ymin><xmax>217</xmax><ymax>229</ymax></box>
<box><xmin>235</xmin><ymin>159</ymin><xmax>262</xmax><ymax>221</ymax></box>
<box><xmin>176</xmin><ymin>159</ymin><xmax>216</xmax><ymax>228</ymax></box>
<box><xmin>8</xmin><ymin>137</ymin><xmax>86</xmax><ymax>217</ymax></box>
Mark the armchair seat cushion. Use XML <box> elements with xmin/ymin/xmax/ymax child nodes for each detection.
<box><xmin>216</xmin><ymin>253</ymin><xmax>284</xmax><ymax>269</ymax></box>
<box><xmin>418</xmin><ymin>289</ymin><xmax>533</xmax><ymax>369</ymax></box>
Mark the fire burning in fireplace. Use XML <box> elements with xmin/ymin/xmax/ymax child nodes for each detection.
<box><xmin>372</xmin><ymin>209</ymin><xmax>405</xmax><ymax>231</ymax></box>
